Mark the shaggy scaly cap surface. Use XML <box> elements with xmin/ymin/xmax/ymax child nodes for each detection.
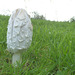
<box><xmin>7</xmin><ymin>8</ymin><xmax>33</xmax><ymax>53</ymax></box>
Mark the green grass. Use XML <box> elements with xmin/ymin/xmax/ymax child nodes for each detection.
<box><xmin>0</xmin><ymin>15</ymin><xmax>75</xmax><ymax>75</ymax></box>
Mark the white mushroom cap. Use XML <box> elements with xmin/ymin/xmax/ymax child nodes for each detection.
<box><xmin>7</xmin><ymin>8</ymin><xmax>33</xmax><ymax>53</ymax></box>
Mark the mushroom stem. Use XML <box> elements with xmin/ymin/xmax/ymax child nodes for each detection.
<box><xmin>12</xmin><ymin>52</ymin><xmax>22</xmax><ymax>67</ymax></box>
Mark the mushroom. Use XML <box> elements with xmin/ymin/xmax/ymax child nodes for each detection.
<box><xmin>7</xmin><ymin>8</ymin><xmax>33</xmax><ymax>67</ymax></box>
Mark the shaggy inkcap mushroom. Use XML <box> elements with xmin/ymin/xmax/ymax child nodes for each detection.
<box><xmin>7</xmin><ymin>8</ymin><xmax>33</xmax><ymax>67</ymax></box>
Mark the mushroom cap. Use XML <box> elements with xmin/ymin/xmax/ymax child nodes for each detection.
<box><xmin>7</xmin><ymin>8</ymin><xmax>33</xmax><ymax>53</ymax></box>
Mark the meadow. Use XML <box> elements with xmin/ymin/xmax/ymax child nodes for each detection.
<box><xmin>0</xmin><ymin>15</ymin><xmax>75</xmax><ymax>75</ymax></box>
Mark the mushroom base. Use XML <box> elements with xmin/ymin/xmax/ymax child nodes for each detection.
<box><xmin>12</xmin><ymin>52</ymin><xmax>22</xmax><ymax>67</ymax></box>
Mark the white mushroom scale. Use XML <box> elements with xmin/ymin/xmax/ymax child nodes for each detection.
<box><xmin>7</xmin><ymin>8</ymin><xmax>33</xmax><ymax>66</ymax></box>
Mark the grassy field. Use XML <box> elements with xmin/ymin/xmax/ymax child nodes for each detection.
<box><xmin>0</xmin><ymin>15</ymin><xmax>75</xmax><ymax>75</ymax></box>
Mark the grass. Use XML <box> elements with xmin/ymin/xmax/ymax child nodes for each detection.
<box><xmin>0</xmin><ymin>15</ymin><xmax>75</xmax><ymax>75</ymax></box>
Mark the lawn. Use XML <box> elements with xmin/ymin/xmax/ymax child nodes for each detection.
<box><xmin>0</xmin><ymin>15</ymin><xmax>75</xmax><ymax>75</ymax></box>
